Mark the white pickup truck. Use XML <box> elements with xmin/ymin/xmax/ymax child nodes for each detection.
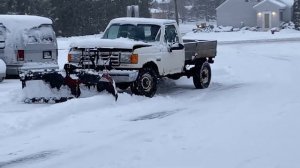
<box><xmin>68</xmin><ymin>17</ymin><xmax>217</xmax><ymax>97</ymax></box>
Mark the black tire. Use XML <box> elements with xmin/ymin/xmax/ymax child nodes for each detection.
<box><xmin>117</xmin><ymin>83</ymin><xmax>131</xmax><ymax>90</ymax></box>
<box><xmin>130</xmin><ymin>82</ymin><xmax>140</xmax><ymax>95</ymax></box>
<box><xmin>0</xmin><ymin>77</ymin><xmax>4</xmax><ymax>82</ymax></box>
<box><xmin>193</xmin><ymin>62</ymin><xmax>211</xmax><ymax>89</ymax></box>
<box><xmin>131</xmin><ymin>67</ymin><xmax>158</xmax><ymax>97</ymax></box>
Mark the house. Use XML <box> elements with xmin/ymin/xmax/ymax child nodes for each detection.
<box><xmin>216</xmin><ymin>0</ymin><xmax>294</xmax><ymax>29</ymax></box>
<box><xmin>150</xmin><ymin>0</ymin><xmax>172</xmax><ymax>19</ymax></box>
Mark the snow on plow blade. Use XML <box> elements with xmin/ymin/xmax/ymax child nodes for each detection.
<box><xmin>20</xmin><ymin>69</ymin><xmax>118</xmax><ymax>104</ymax></box>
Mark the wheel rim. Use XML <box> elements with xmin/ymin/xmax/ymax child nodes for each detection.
<box><xmin>201</xmin><ymin>67</ymin><xmax>209</xmax><ymax>84</ymax></box>
<box><xmin>141</xmin><ymin>74</ymin><xmax>153</xmax><ymax>92</ymax></box>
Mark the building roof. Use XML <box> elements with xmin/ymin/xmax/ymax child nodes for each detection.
<box><xmin>279</xmin><ymin>0</ymin><xmax>294</xmax><ymax>6</ymax></box>
<box><xmin>253</xmin><ymin>0</ymin><xmax>288</xmax><ymax>9</ymax></box>
<box><xmin>217</xmin><ymin>0</ymin><xmax>293</xmax><ymax>11</ymax></box>
<box><xmin>153</xmin><ymin>0</ymin><xmax>171</xmax><ymax>4</ymax></box>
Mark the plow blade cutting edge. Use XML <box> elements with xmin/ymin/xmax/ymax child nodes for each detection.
<box><xmin>20</xmin><ymin>69</ymin><xmax>118</xmax><ymax>104</ymax></box>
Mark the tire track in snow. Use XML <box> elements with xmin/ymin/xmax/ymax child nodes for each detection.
<box><xmin>0</xmin><ymin>150</ymin><xmax>59</xmax><ymax>168</ymax></box>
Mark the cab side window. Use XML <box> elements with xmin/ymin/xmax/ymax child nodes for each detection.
<box><xmin>164</xmin><ymin>25</ymin><xmax>179</xmax><ymax>43</ymax></box>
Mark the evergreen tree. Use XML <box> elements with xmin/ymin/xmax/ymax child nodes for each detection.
<box><xmin>0</xmin><ymin>0</ymin><xmax>150</xmax><ymax>36</ymax></box>
<box><xmin>294</xmin><ymin>0</ymin><xmax>300</xmax><ymax>29</ymax></box>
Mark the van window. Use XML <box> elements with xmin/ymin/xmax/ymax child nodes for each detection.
<box><xmin>25</xmin><ymin>25</ymin><xmax>55</xmax><ymax>44</ymax></box>
<box><xmin>0</xmin><ymin>25</ymin><xmax>6</xmax><ymax>49</ymax></box>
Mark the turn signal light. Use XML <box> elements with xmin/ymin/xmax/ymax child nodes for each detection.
<box><xmin>130</xmin><ymin>54</ymin><xmax>138</xmax><ymax>64</ymax></box>
<box><xmin>17</xmin><ymin>50</ymin><xmax>25</xmax><ymax>61</ymax></box>
<box><xmin>68</xmin><ymin>54</ymin><xmax>72</xmax><ymax>62</ymax></box>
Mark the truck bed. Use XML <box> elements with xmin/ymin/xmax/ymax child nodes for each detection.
<box><xmin>183</xmin><ymin>39</ymin><xmax>217</xmax><ymax>61</ymax></box>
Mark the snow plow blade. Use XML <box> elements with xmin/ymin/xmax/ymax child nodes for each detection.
<box><xmin>20</xmin><ymin>67</ymin><xmax>118</xmax><ymax>104</ymax></box>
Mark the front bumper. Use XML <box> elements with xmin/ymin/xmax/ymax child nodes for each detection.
<box><xmin>106</xmin><ymin>70</ymin><xmax>138</xmax><ymax>83</ymax></box>
<box><xmin>7</xmin><ymin>63</ymin><xmax>59</xmax><ymax>76</ymax></box>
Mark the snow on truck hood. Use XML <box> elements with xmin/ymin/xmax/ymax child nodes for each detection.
<box><xmin>69</xmin><ymin>38</ymin><xmax>151</xmax><ymax>50</ymax></box>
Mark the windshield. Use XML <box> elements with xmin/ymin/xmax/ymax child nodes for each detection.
<box><xmin>102</xmin><ymin>24</ymin><xmax>161</xmax><ymax>42</ymax></box>
<box><xmin>25</xmin><ymin>24</ymin><xmax>55</xmax><ymax>44</ymax></box>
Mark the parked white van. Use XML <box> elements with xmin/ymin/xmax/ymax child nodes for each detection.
<box><xmin>0</xmin><ymin>59</ymin><xmax>6</xmax><ymax>82</ymax></box>
<box><xmin>0</xmin><ymin>15</ymin><xmax>59</xmax><ymax>77</ymax></box>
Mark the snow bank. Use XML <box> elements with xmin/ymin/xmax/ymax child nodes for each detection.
<box><xmin>183</xmin><ymin>29</ymin><xmax>300</xmax><ymax>43</ymax></box>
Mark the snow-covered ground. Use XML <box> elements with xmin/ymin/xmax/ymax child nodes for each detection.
<box><xmin>184</xmin><ymin>28</ymin><xmax>300</xmax><ymax>43</ymax></box>
<box><xmin>1</xmin><ymin>29</ymin><xmax>300</xmax><ymax>168</ymax></box>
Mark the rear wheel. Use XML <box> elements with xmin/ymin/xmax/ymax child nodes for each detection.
<box><xmin>193</xmin><ymin>62</ymin><xmax>211</xmax><ymax>89</ymax></box>
<box><xmin>131</xmin><ymin>67</ymin><xmax>158</xmax><ymax>97</ymax></box>
<box><xmin>0</xmin><ymin>77</ymin><xmax>4</xmax><ymax>82</ymax></box>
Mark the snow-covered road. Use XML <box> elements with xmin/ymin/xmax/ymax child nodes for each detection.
<box><xmin>0</xmin><ymin>41</ymin><xmax>300</xmax><ymax>168</ymax></box>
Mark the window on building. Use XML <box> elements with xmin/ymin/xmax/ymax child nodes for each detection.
<box><xmin>280</xmin><ymin>11</ymin><xmax>284</xmax><ymax>21</ymax></box>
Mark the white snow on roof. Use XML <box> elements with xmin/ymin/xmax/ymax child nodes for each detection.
<box><xmin>150</xmin><ymin>8</ymin><xmax>164</xmax><ymax>14</ymax></box>
<box><xmin>110</xmin><ymin>17</ymin><xmax>176</xmax><ymax>26</ymax></box>
<box><xmin>184</xmin><ymin>5</ymin><xmax>193</xmax><ymax>11</ymax></box>
<box><xmin>254</xmin><ymin>0</ymin><xmax>287</xmax><ymax>9</ymax></box>
<box><xmin>0</xmin><ymin>15</ymin><xmax>52</xmax><ymax>32</ymax></box>
<box><xmin>279</xmin><ymin>0</ymin><xmax>294</xmax><ymax>6</ymax></box>
<box><xmin>153</xmin><ymin>0</ymin><xmax>171</xmax><ymax>4</ymax></box>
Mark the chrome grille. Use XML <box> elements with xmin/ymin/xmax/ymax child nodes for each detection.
<box><xmin>99</xmin><ymin>52</ymin><xmax>120</xmax><ymax>66</ymax></box>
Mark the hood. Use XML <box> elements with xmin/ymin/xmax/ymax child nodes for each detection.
<box><xmin>70</xmin><ymin>38</ymin><xmax>151</xmax><ymax>50</ymax></box>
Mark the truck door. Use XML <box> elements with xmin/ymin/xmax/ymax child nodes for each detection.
<box><xmin>162</xmin><ymin>24</ymin><xmax>185</xmax><ymax>74</ymax></box>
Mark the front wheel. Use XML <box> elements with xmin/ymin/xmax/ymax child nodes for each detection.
<box><xmin>193</xmin><ymin>62</ymin><xmax>211</xmax><ymax>89</ymax></box>
<box><xmin>131</xmin><ymin>68</ymin><xmax>158</xmax><ymax>97</ymax></box>
<box><xmin>117</xmin><ymin>83</ymin><xmax>131</xmax><ymax>90</ymax></box>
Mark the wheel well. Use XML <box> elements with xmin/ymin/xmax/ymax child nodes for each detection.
<box><xmin>195</xmin><ymin>58</ymin><xmax>207</xmax><ymax>65</ymax></box>
<box><xmin>143</xmin><ymin>62</ymin><xmax>159</xmax><ymax>76</ymax></box>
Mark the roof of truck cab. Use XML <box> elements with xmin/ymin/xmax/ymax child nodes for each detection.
<box><xmin>0</xmin><ymin>15</ymin><xmax>52</xmax><ymax>31</ymax></box>
<box><xmin>110</xmin><ymin>17</ymin><xmax>177</xmax><ymax>25</ymax></box>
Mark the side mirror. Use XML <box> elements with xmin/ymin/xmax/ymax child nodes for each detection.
<box><xmin>168</xmin><ymin>43</ymin><xmax>184</xmax><ymax>52</ymax></box>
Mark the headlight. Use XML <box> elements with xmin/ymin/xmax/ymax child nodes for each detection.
<box><xmin>120</xmin><ymin>53</ymin><xmax>139</xmax><ymax>64</ymax></box>
<box><xmin>68</xmin><ymin>48</ymin><xmax>81</xmax><ymax>63</ymax></box>
<box><xmin>120</xmin><ymin>53</ymin><xmax>132</xmax><ymax>63</ymax></box>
